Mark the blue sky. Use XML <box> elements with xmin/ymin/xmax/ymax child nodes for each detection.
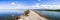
<box><xmin>0</xmin><ymin>0</ymin><xmax>60</xmax><ymax>9</ymax></box>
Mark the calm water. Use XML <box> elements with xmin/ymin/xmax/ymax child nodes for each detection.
<box><xmin>39</xmin><ymin>11</ymin><xmax>60</xmax><ymax>20</ymax></box>
<box><xmin>40</xmin><ymin>11</ymin><xmax>60</xmax><ymax>18</ymax></box>
<box><xmin>0</xmin><ymin>10</ymin><xmax>60</xmax><ymax>20</ymax></box>
<box><xmin>0</xmin><ymin>9</ymin><xmax>26</xmax><ymax>20</ymax></box>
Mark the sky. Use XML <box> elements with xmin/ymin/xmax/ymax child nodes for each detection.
<box><xmin>0</xmin><ymin>0</ymin><xmax>60</xmax><ymax>9</ymax></box>
<box><xmin>0</xmin><ymin>0</ymin><xmax>60</xmax><ymax>16</ymax></box>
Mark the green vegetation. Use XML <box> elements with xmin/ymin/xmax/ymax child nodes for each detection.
<box><xmin>45</xmin><ymin>9</ymin><xmax>60</xmax><ymax>12</ymax></box>
<box><xmin>36</xmin><ymin>9</ymin><xmax>60</xmax><ymax>12</ymax></box>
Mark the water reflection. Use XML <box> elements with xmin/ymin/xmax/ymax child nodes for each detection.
<box><xmin>0</xmin><ymin>9</ymin><xmax>60</xmax><ymax>20</ymax></box>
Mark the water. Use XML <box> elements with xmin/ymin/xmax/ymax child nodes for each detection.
<box><xmin>0</xmin><ymin>12</ymin><xmax>23</xmax><ymax>20</ymax></box>
<box><xmin>0</xmin><ymin>9</ymin><xmax>27</xmax><ymax>20</ymax></box>
<box><xmin>39</xmin><ymin>11</ymin><xmax>60</xmax><ymax>20</ymax></box>
<box><xmin>0</xmin><ymin>9</ymin><xmax>60</xmax><ymax>20</ymax></box>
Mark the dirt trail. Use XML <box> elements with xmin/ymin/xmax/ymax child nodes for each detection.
<box><xmin>18</xmin><ymin>10</ymin><xmax>47</xmax><ymax>20</ymax></box>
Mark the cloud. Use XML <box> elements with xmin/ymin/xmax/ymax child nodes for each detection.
<box><xmin>0</xmin><ymin>4</ymin><xmax>60</xmax><ymax>9</ymax></box>
<box><xmin>0</xmin><ymin>3</ymin><xmax>40</xmax><ymax>9</ymax></box>
<box><xmin>40</xmin><ymin>5</ymin><xmax>60</xmax><ymax>9</ymax></box>
<box><xmin>0</xmin><ymin>2</ymin><xmax>60</xmax><ymax>9</ymax></box>
<box><xmin>38</xmin><ymin>0</ymin><xmax>41</xmax><ymax>1</ymax></box>
<box><xmin>11</xmin><ymin>2</ymin><xmax>16</xmax><ymax>6</ymax></box>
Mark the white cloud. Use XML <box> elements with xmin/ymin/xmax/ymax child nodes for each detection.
<box><xmin>31</xmin><ymin>3</ymin><xmax>40</xmax><ymax>9</ymax></box>
<box><xmin>11</xmin><ymin>2</ymin><xmax>16</xmax><ymax>6</ymax></box>
<box><xmin>40</xmin><ymin>5</ymin><xmax>60</xmax><ymax>9</ymax></box>
<box><xmin>0</xmin><ymin>3</ymin><xmax>40</xmax><ymax>9</ymax></box>
<box><xmin>38</xmin><ymin>0</ymin><xmax>41</xmax><ymax>1</ymax></box>
<box><xmin>0</xmin><ymin>2</ymin><xmax>60</xmax><ymax>9</ymax></box>
<box><xmin>0</xmin><ymin>4</ymin><xmax>60</xmax><ymax>9</ymax></box>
